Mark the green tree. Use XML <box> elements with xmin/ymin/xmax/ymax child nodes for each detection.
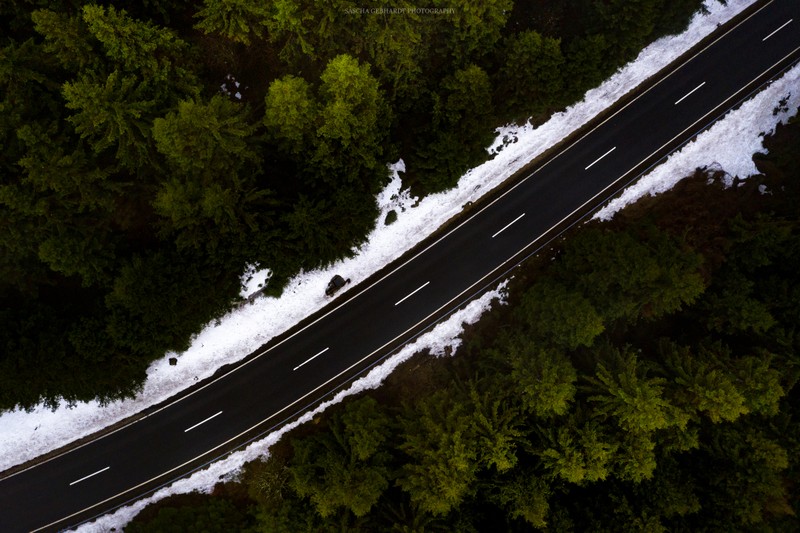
<box><xmin>106</xmin><ymin>248</ymin><xmax>238</xmax><ymax>358</ymax></box>
<box><xmin>357</xmin><ymin>2</ymin><xmax>425</xmax><ymax>103</ymax></box>
<box><xmin>278</xmin><ymin>195</ymin><xmax>351</xmax><ymax>268</ymax></box>
<box><xmin>591</xmin><ymin>0</ymin><xmax>658</xmax><ymax>62</ymax></box>
<box><xmin>314</xmin><ymin>54</ymin><xmax>388</xmax><ymax>184</ymax></box>
<box><xmin>501</xmin><ymin>336</ymin><xmax>577</xmax><ymax>418</ymax></box>
<box><xmin>194</xmin><ymin>0</ymin><xmax>270</xmax><ymax>44</ymax></box>
<box><xmin>728</xmin><ymin>351</ymin><xmax>784</xmax><ymax>417</ymax></box>
<box><xmin>614</xmin><ymin>431</ymin><xmax>659</xmax><ymax>483</ymax></box>
<box><xmin>262</xmin><ymin>0</ymin><xmax>316</xmax><ymax>61</ymax></box>
<box><xmin>468</xmin><ymin>383</ymin><xmax>523</xmax><ymax>472</ymax></box>
<box><xmin>538</xmin><ymin>421</ymin><xmax>617</xmax><ymax>484</ymax></box>
<box><xmin>243</xmin><ymin>455</ymin><xmax>290</xmax><ymax>511</ymax></box>
<box><xmin>152</xmin><ymin>95</ymin><xmax>268</xmax><ymax>254</ymax></box>
<box><xmin>63</xmin><ymin>71</ymin><xmax>158</xmax><ymax>169</ymax></box>
<box><xmin>437</xmin><ymin>64</ymin><xmax>493</xmax><ymax>129</ymax></box>
<box><xmin>499</xmin><ymin>30</ymin><xmax>564</xmax><ymax>116</ymax></box>
<box><xmin>703</xmin><ymin>269</ymin><xmax>777</xmax><ymax>335</ymax></box>
<box><xmin>15</xmin><ymin>123</ymin><xmax>121</xmax><ymax>215</ymax></box>
<box><xmin>81</xmin><ymin>4</ymin><xmax>188</xmax><ymax>79</ymax></box>
<box><xmin>634</xmin><ymin>457</ymin><xmax>701</xmax><ymax>522</ymax></box>
<box><xmin>515</xmin><ymin>279</ymin><xmax>604</xmax><ymax>350</ymax></box>
<box><xmin>433</xmin><ymin>0</ymin><xmax>512</xmax><ymax>64</ymax></box>
<box><xmin>412</xmin><ymin>64</ymin><xmax>495</xmax><ymax>192</ymax></box>
<box><xmin>263</xmin><ymin>74</ymin><xmax>316</xmax><ymax>154</ymax></box>
<box><xmin>153</xmin><ymin>95</ymin><xmax>259</xmax><ymax>178</ymax></box>
<box><xmin>397</xmin><ymin>390</ymin><xmax>479</xmax><ymax>515</ymax></box>
<box><xmin>0</xmin><ymin>38</ymin><xmax>65</xmax><ymax>177</ymax></box>
<box><xmin>289</xmin><ymin>397</ymin><xmax>392</xmax><ymax>518</ymax></box>
<box><xmin>660</xmin><ymin>341</ymin><xmax>748</xmax><ymax>424</ymax></box>
<box><xmin>697</xmin><ymin>424</ymin><xmax>793</xmax><ymax>526</ymax></box>
<box><xmin>585</xmin><ymin>345</ymin><xmax>689</xmax><ymax>434</ymax></box>
<box><xmin>30</xmin><ymin>9</ymin><xmax>94</xmax><ymax>71</ymax></box>
<box><xmin>494</xmin><ymin>471</ymin><xmax>551</xmax><ymax>528</ymax></box>
<box><xmin>564</xmin><ymin>34</ymin><xmax>610</xmax><ymax>100</ymax></box>
<box><xmin>560</xmin><ymin>226</ymin><xmax>705</xmax><ymax>322</ymax></box>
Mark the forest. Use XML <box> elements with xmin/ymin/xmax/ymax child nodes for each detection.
<box><xmin>1</xmin><ymin>0</ymin><xmax>704</xmax><ymax>410</ymax></box>
<box><xmin>126</xmin><ymin>107</ymin><xmax>800</xmax><ymax>531</ymax></box>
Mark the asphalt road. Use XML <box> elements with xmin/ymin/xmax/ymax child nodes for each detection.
<box><xmin>2</xmin><ymin>1</ymin><xmax>799</xmax><ymax>530</ymax></box>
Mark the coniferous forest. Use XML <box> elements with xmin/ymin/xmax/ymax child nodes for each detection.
<box><xmin>128</xmin><ymin>107</ymin><xmax>800</xmax><ymax>532</ymax></box>
<box><xmin>1</xmin><ymin>0</ymin><xmax>704</xmax><ymax>410</ymax></box>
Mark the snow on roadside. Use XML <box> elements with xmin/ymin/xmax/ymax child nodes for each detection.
<box><xmin>72</xmin><ymin>283</ymin><xmax>508</xmax><ymax>532</ymax></box>
<box><xmin>594</xmin><ymin>62</ymin><xmax>800</xmax><ymax>220</ymax></box>
<box><xmin>0</xmin><ymin>0</ymin><xmax>758</xmax><ymax>473</ymax></box>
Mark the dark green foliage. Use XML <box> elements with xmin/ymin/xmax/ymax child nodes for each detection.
<box><xmin>558</xmin><ymin>225</ymin><xmax>706</xmax><ymax>322</ymax></box>
<box><xmin>515</xmin><ymin>278</ymin><xmax>604</xmax><ymax>350</ymax></box>
<box><xmin>397</xmin><ymin>390</ymin><xmax>480</xmax><ymax>515</ymax></box>
<box><xmin>194</xmin><ymin>0</ymin><xmax>270</xmax><ymax>45</ymax></box>
<box><xmin>125</xmin><ymin>494</ymin><xmax>253</xmax><ymax>532</ymax></box>
<box><xmin>498</xmin><ymin>334</ymin><xmax>578</xmax><ymax>417</ymax></box>
<box><xmin>106</xmin><ymin>248</ymin><xmax>239</xmax><ymax>358</ymax></box>
<box><xmin>288</xmin><ymin>397</ymin><xmax>392</xmax><ymax>518</ymax></box>
<box><xmin>263</xmin><ymin>74</ymin><xmax>315</xmax><ymax>154</ymax></box>
<box><xmin>498</xmin><ymin>30</ymin><xmax>565</xmax><ymax>117</ymax></box>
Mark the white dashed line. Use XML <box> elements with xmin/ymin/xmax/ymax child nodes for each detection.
<box><xmin>674</xmin><ymin>81</ymin><xmax>706</xmax><ymax>105</ymax></box>
<box><xmin>69</xmin><ymin>467</ymin><xmax>110</xmax><ymax>486</ymax></box>
<box><xmin>184</xmin><ymin>411</ymin><xmax>223</xmax><ymax>433</ymax></box>
<box><xmin>762</xmin><ymin>19</ymin><xmax>792</xmax><ymax>41</ymax></box>
<box><xmin>584</xmin><ymin>146</ymin><xmax>616</xmax><ymax>170</ymax></box>
<box><xmin>293</xmin><ymin>347</ymin><xmax>330</xmax><ymax>371</ymax></box>
<box><xmin>394</xmin><ymin>281</ymin><xmax>430</xmax><ymax>306</ymax></box>
<box><xmin>491</xmin><ymin>213</ymin><xmax>525</xmax><ymax>238</ymax></box>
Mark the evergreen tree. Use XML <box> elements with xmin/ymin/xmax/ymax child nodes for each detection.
<box><xmin>397</xmin><ymin>390</ymin><xmax>479</xmax><ymax>515</ymax></box>
<box><xmin>289</xmin><ymin>397</ymin><xmax>393</xmax><ymax>518</ymax></box>
<box><xmin>499</xmin><ymin>30</ymin><xmax>565</xmax><ymax>116</ymax></box>
<box><xmin>515</xmin><ymin>278</ymin><xmax>604</xmax><ymax>350</ymax></box>
<box><xmin>263</xmin><ymin>74</ymin><xmax>316</xmax><ymax>154</ymax></box>
<box><xmin>314</xmin><ymin>54</ymin><xmax>388</xmax><ymax>186</ymax></box>
<box><xmin>585</xmin><ymin>345</ymin><xmax>689</xmax><ymax>434</ymax></box>
<box><xmin>194</xmin><ymin>0</ymin><xmax>270</xmax><ymax>44</ymax></box>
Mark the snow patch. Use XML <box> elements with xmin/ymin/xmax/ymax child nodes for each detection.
<box><xmin>239</xmin><ymin>264</ymin><xmax>271</xmax><ymax>299</ymax></box>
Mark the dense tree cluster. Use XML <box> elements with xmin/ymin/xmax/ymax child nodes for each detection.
<box><xmin>127</xmin><ymin>116</ymin><xmax>800</xmax><ymax>531</ymax></box>
<box><xmin>2</xmin><ymin>0</ymin><xmax>702</xmax><ymax>409</ymax></box>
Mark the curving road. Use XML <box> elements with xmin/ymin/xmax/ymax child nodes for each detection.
<box><xmin>2</xmin><ymin>1</ymin><xmax>799</xmax><ymax>530</ymax></box>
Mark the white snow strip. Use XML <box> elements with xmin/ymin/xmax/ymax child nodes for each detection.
<box><xmin>70</xmin><ymin>283</ymin><xmax>508</xmax><ymax>532</ymax></box>
<box><xmin>594</xmin><ymin>62</ymin><xmax>800</xmax><ymax>221</ymax></box>
<box><xmin>0</xmin><ymin>0</ymin><xmax>759</xmax><ymax>473</ymax></box>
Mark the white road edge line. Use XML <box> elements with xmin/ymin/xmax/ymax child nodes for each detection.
<box><xmin>69</xmin><ymin>466</ymin><xmax>110</xmax><ymax>486</ymax></box>
<box><xmin>184</xmin><ymin>411</ymin><xmax>223</xmax><ymax>433</ymax></box>
<box><xmin>293</xmin><ymin>347</ymin><xmax>330</xmax><ymax>372</ymax></box>
<box><xmin>584</xmin><ymin>146</ymin><xmax>616</xmax><ymax>170</ymax></box>
<box><xmin>762</xmin><ymin>19</ymin><xmax>792</xmax><ymax>41</ymax></box>
<box><xmin>492</xmin><ymin>213</ymin><xmax>525</xmax><ymax>238</ymax></box>
<box><xmin>674</xmin><ymin>81</ymin><xmax>707</xmax><ymax>105</ymax></box>
<box><xmin>394</xmin><ymin>281</ymin><xmax>430</xmax><ymax>306</ymax></box>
